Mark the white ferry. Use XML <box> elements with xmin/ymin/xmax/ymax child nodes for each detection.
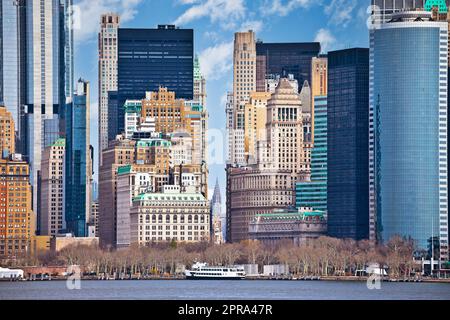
<box><xmin>0</xmin><ymin>267</ymin><xmax>24</xmax><ymax>280</ymax></box>
<box><xmin>185</xmin><ymin>262</ymin><xmax>246</xmax><ymax>280</ymax></box>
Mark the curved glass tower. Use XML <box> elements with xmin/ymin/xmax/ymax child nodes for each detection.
<box><xmin>371</xmin><ymin>11</ymin><xmax>449</xmax><ymax>260</ymax></box>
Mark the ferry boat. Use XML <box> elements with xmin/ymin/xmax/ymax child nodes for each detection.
<box><xmin>185</xmin><ymin>262</ymin><xmax>246</xmax><ymax>280</ymax></box>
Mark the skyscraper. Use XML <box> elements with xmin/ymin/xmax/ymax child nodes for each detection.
<box><xmin>0</xmin><ymin>105</ymin><xmax>15</xmax><ymax>157</ymax></box>
<box><xmin>110</xmin><ymin>25</ymin><xmax>194</xmax><ymax>139</ymax></box>
<box><xmin>256</xmin><ymin>42</ymin><xmax>321</xmax><ymax>93</ymax></box>
<box><xmin>296</xmin><ymin>96</ymin><xmax>328</xmax><ymax>213</ymax></box>
<box><xmin>40</xmin><ymin>138</ymin><xmax>65</xmax><ymax>236</ymax></box>
<box><xmin>370</xmin><ymin>11</ymin><xmax>449</xmax><ymax>261</ymax></box>
<box><xmin>230</xmin><ymin>31</ymin><xmax>257</xmax><ymax>166</ymax></box>
<box><xmin>21</xmin><ymin>0</ymin><xmax>73</xmax><ymax>216</ymax></box>
<box><xmin>65</xmin><ymin>80</ymin><xmax>92</xmax><ymax>237</ymax></box>
<box><xmin>0</xmin><ymin>0</ymin><xmax>26</xmax><ymax>146</ymax></box>
<box><xmin>98</xmin><ymin>13</ymin><xmax>119</xmax><ymax>166</ymax></box>
<box><xmin>327</xmin><ymin>48</ymin><xmax>370</xmax><ymax>240</ymax></box>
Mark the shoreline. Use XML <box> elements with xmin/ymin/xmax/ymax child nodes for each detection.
<box><xmin>3</xmin><ymin>276</ymin><xmax>450</xmax><ymax>284</ymax></box>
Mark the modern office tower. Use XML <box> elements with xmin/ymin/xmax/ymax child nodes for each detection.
<box><xmin>371</xmin><ymin>0</ymin><xmax>426</xmax><ymax>24</ymax></box>
<box><xmin>256</xmin><ymin>42</ymin><xmax>321</xmax><ymax>93</ymax></box>
<box><xmin>244</xmin><ymin>92</ymin><xmax>271</xmax><ymax>163</ymax></box>
<box><xmin>210</xmin><ymin>178</ymin><xmax>223</xmax><ymax>244</ymax></box>
<box><xmin>130</xmin><ymin>185</ymin><xmax>210</xmax><ymax>245</ymax></box>
<box><xmin>311</xmin><ymin>57</ymin><xmax>328</xmax><ymax>143</ymax></box>
<box><xmin>65</xmin><ymin>80</ymin><xmax>92</xmax><ymax>237</ymax></box>
<box><xmin>327</xmin><ymin>48</ymin><xmax>369</xmax><ymax>241</ymax></box>
<box><xmin>370</xmin><ymin>11</ymin><xmax>449</xmax><ymax>261</ymax></box>
<box><xmin>24</xmin><ymin>0</ymin><xmax>73</xmax><ymax>215</ymax></box>
<box><xmin>40</xmin><ymin>138</ymin><xmax>65</xmax><ymax>236</ymax></box>
<box><xmin>110</xmin><ymin>25</ymin><xmax>194</xmax><ymax>139</ymax></box>
<box><xmin>230</xmin><ymin>31</ymin><xmax>257</xmax><ymax>166</ymax></box>
<box><xmin>296</xmin><ymin>96</ymin><xmax>328</xmax><ymax>212</ymax></box>
<box><xmin>0</xmin><ymin>105</ymin><xmax>15</xmax><ymax>157</ymax></box>
<box><xmin>0</xmin><ymin>153</ymin><xmax>34</xmax><ymax>258</ymax></box>
<box><xmin>99</xmin><ymin>138</ymin><xmax>135</xmax><ymax>248</ymax></box>
<box><xmin>0</xmin><ymin>0</ymin><xmax>26</xmax><ymax>148</ymax></box>
<box><xmin>98</xmin><ymin>13</ymin><xmax>120</xmax><ymax>166</ymax></box>
<box><xmin>227</xmin><ymin>79</ymin><xmax>307</xmax><ymax>242</ymax></box>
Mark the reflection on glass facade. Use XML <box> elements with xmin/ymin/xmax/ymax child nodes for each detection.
<box><xmin>65</xmin><ymin>80</ymin><xmax>90</xmax><ymax>237</ymax></box>
<box><xmin>256</xmin><ymin>42</ymin><xmax>320</xmax><ymax>93</ymax></box>
<box><xmin>372</xmin><ymin>13</ymin><xmax>449</xmax><ymax>259</ymax></box>
<box><xmin>327</xmin><ymin>48</ymin><xmax>370</xmax><ymax>240</ymax></box>
<box><xmin>296</xmin><ymin>96</ymin><xmax>327</xmax><ymax>212</ymax></box>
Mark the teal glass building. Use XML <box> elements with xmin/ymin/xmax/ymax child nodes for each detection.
<box><xmin>370</xmin><ymin>11</ymin><xmax>449</xmax><ymax>259</ymax></box>
<box><xmin>296</xmin><ymin>96</ymin><xmax>327</xmax><ymax>212</ymax></box>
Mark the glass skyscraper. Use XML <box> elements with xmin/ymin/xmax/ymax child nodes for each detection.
<box><xmin>370</xmin><ymin>11</ymin><xmax>449</xmax><ymax>260</ymax></box>
<box><xmin>111</xmin><ymin>25</ymin><xmax>194</xmax><ymax>138</ymax></box>
<box><xmin>327</xmin><ymin>48</ymin><xmax>370</xmax><ymax>241</ymax></box>
<box><xmin>256</xmin><ymin>42</ymin><xmax>321</xmax><ymax>93</ymax></box>
<box><xmin>296</xmin><ymin>96</ymin><xmax>327</xmax><ymax>212</ymax></box>
<box><xmin>65</xmin><ymin>80</ymin><xmax>91</xmax><ymax>237</ymax></box>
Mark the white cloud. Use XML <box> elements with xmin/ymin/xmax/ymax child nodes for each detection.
<box><xmin>324</xmin><ymin>0</ymin><xmax>358</xmax><ymax>27</ymax></box>
<box><xmin>314</xmin><ymin>28</ymin><xmax>336</xmax><ymax>53</ymax></box>
<box><xmin>198</xmin><ymin>42</ymin><xmax>234</xmax><ymax>80</ymax></box>
<box><xmin>73</xmin><ymin>0</ymin><xmax>143</xmax><ymax>44</ymax></box>
<box><xmin>239</xmin><ymin>20</ymin><xmax>263</xmax><ymax>34</ymax></box>
<box><xmin>264</xmin><ymin>0</ymin><xmax>316</xmax><ymax>17</ymax></box>
<box><xmin>174</xmin><ymin>0</ymin><xmax>246</xmax><ymax>29</ymax></box>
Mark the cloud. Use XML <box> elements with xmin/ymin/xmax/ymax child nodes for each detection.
<box><xmin>264</xmin><ymin>0</ymin><xmax>316</xmax><ymax>16</ymax></box>
<box><xmin>324</xmin><ymin>0</ymin><xmax>358</xmax><ymax>27</ymax></box>
<box><xmin>239</xmin><ymin>20</ymin><xmax>263</xmax><ymax>34</ymax></box>
<box><xmin>314</xmin><ymin>28</ymin><xmax>336</xmax><ymax>53</ymax></box>
<box><xmin>198</xmin><ymin>42</ymin><xmax>234</xmax><ymax>80</ymax></box>
<box><xmin>174</xmin><ymin>0</ymin><xmax>246</xmax><ymax>29</ymax></box>
<box><xmin>73</xmin><ymin>0</ymin><xmax>143</xmax><ymax>44</ymax></box>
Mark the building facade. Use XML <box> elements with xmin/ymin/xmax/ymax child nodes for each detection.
<box><xmin>296</xmin><ymin>96</ymin><xmax>328</xmax><ymax>212</ymax></box>
<box><xmin>40</xmin><ymin>138</ymin><xmax>65</xmax><ymax>236</ymax></box>
<box><xmin>327</xmin><ymin>48</ymin><xmax>370</xmax><ymax>240</ymax></box>
<box><xmin>65</xmin><ymin>80</ymin><xmax>92</xmax><ymax>237</ymax></box>
<box><xmin>111</xmin><ymin>25</ymin><xmax>194</xmax><ymax>139</ymax></box>
<box><xmin>370</xmin><ymin>11</ymin><xmax>449</xmax><ymax>260</ymax></box>
<box><xmin>248</xmin><ymin>209</ymin><xmax>327</xmax><ymax>247</ymax></box>
<box><xmin>98</xmin><ymin>13</ymin><xmax>120</xmax><ymax>165</ymax></box>
<box><xmin>0</xmin><ymin>154</ymin><xmax>34</xmax><ymax>258</ymax></box>
<box><xmin>0</xmin><ymin>105</ymin><xmax>15</xmax><ymax>157</ymax></box>
<box><xmin>130</xmin><ymin>186</ymin><xmax>210</xmax><ymax>245</ymax></box>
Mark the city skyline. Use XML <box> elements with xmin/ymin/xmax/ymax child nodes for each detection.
<box><xmin>73</xmin><ymin>0</ymin><xmax>371</xmax><ymax>205</ymax></box>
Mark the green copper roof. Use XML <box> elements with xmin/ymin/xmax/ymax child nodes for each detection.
<box><xmin>118</xmin><ymin>165</ymin><xmax>133</xmax><ymax>175</ymax></box>
<box><xmin>425</xmin><ymin>0</ymin><xmax>447</xmax><ymax>13</ymax></box>
<box><xmin>136</xmin><ymin>139</ymin><xmax>172</xmax><ymax>148</ymax></box>
<box><xmin>52</xmin><ymin>138</ymin><xmax>66</xmax><ymax>147</ymax></box>
<box><xmin>124</xmin><ymin>100</ymin><xmax>142</xmax><ymax>113</ymax></box>
<box><xmin>256</xmin><ymin>210</ymin><xmax>325</xmax><ymax>221</ymax></box>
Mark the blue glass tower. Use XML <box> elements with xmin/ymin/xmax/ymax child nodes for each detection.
<box><xmin>327</xmin><ymin>48</ymin><xmax>370</xmax><ymax>240</ymax></box>
<box><xmin>112</xmin><ymin>25</ymin><xmax>194</xmax><ymax>138</ymax></box>
<box><xmin>65</xmin><ymin>80</ymin><xmax>90</xmax><ymax>237</ymax></box>
<box><xmin>370</xmin><ymin>11</ymin><xmax>449</xmax><ymax>259</ymax></box>
<box><xmin>296</xmin><ymin>96</ymin><xmax>327</xmax><ymax>212</ymax></box>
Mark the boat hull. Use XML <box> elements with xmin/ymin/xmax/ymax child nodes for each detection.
<box><xmin>185</xmin><ymin>275</ymin><xmax>245</xmax><ymax>280</ymax></box>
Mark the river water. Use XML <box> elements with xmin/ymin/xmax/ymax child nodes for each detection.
<box><xmin>1</xmin><ymin>280</ymin><xmax>449</xmax><ymax>300</ymax></box>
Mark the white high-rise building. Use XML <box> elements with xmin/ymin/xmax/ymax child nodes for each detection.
<box><xmin>98</xmin><ymin>13</ymin><xmax>119</xmax><ymax>165</ymax></box>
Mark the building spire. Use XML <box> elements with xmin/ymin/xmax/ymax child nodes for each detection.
<box><xmin>211</xmin><ymin>178</ymin><xmax>221</xmax><ymax>205</ymax></box>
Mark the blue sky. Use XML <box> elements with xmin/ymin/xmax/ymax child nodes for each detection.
<box><xmin>73</xmin><ymin>0</ymin><xmax>370</xmax><ymax>202</ymax></box>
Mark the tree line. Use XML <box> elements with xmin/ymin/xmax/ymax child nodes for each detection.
<box><xmin>4</xmin><ymin>236</ymin><xmax>433</xmax><ymax>278</ymax></box>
